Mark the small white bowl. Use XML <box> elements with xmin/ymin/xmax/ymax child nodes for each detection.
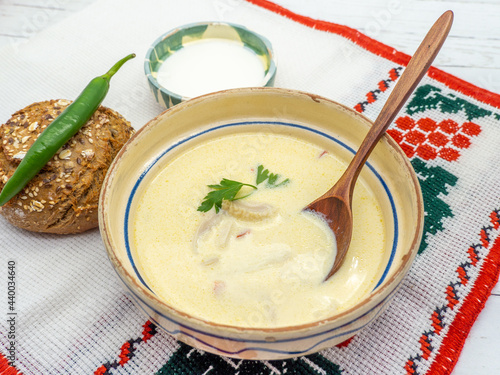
<box><xmin>144</xmin><ymin>22</ymin><xmax>277</xmax><ymax>108</ymax></box>
<box><xmin>99</xmin><ymin>87</ymin><xmax>423</xmax><ymax>360</ymax></box>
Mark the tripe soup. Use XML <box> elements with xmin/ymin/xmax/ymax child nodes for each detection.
<box><xmin>131</xmin><ymin>132</ymin><xmax>387</xmax><ymax>328</ymax></box>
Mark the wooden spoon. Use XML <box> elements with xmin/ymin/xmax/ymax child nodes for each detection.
<box><xmin>306</xmin><ymin>10</ymin><xmax>454</xmax><ymax>281</ymax></box>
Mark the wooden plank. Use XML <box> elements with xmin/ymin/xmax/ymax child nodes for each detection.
<box><xmin>271</xmin><ymin>0</ymin><xmax>500</xmax><ymax>66</ymax></box>
<box><xmin>0</xmin><ymin>0</ymin><xmax>93</xmax><ymax>43</ymax></box>
<box><xmin>0</xmin><ymin>6</ymin><xmax>69</xmax><ymax>37</ymax></box>
<box><xmin>270</xmin><ymin>0</ymin><xmax>500</xmax><ymax>92</ymax></box>
<box><xmin>0</xmin><ymin>2</ymin><xmax>499</xmax><ymax>375</ymax></box>
<box><xmin>1</xmin><ymin>0</ymin><xmax>90</xmax><ymax>11</ymax></box>
<box><xmin>454</xmin><ymin>296</ymin><xmax>500</xmax><ymax>374</ymax></box>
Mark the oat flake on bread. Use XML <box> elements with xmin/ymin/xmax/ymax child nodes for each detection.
<box><xmin>0</xmin><ymin>100</ymin><xmax>134</xmax><ymax>234</ymax></box>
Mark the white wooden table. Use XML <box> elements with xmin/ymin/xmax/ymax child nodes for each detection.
<box><xmin>1</xmin><ymin>1</ymin><xmax>499</xmax><ymax>374</ymax></box>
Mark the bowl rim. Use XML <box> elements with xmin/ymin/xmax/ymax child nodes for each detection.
<box><xmin>144</xmin><ymin>21</ymin><xmax>278</xmax><ymax>102</ymax></box>
<box><xmin>99</xmin><ymin>86</ymin><xmax>424</xmax><ymax>335</ymax></box>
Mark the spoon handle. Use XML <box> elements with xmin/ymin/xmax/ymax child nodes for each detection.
<box><xmin>339</xmin><ymin>10</ymin><xmax>454</xmax><ymax>197</ymax></box>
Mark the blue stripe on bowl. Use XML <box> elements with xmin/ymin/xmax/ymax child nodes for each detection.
<box><xmin>116</xmin><ymin>267</ymin><xmax>402</xmax><ymax>355</ymax></box>
<box><xmin>124</xmin><ymin>121</ymin><xmax>399</xmax><ymax>290</ymax></box>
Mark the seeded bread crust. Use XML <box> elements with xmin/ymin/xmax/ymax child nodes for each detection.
<box><xmin>0</xmin><ymin>100</ymin><xmax>134</xmax><ymax>234</ymax></box>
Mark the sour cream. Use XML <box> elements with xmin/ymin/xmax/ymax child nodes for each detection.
<box><xmin>155</xmin><ymin>39</ymin><xmax>266</xmax><ymax>98</ymax></box>
<box><xmin>132</xmin><ymin>133</ymin><xmax>386</xmax><ymax>328</ymax></box>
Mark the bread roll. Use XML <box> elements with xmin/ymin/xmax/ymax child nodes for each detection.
<box><xmin>0</xmin><ymin>100</ymin><xmax>134</xmax><ymax>234</ymax></box>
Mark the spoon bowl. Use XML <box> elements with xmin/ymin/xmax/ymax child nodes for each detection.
<box><xmin>308</xmin><ymin>10</ymin><xmax>454</xmax><ymax>280</ymax></box>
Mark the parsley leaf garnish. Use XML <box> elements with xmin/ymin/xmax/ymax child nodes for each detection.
<box><xmin>256</xmin><ymin>165</ymin><xmax>289</xmax><ymax>187</ymax></box>
<box><xmin>197</xmin><ymin>165</ymin><xmax>289</xmax><ymax>213</ymax></box>
<box><xmin>197</xmin><ymin>179</ymin><xmax>257</xmax><ymax>213</ymax></box>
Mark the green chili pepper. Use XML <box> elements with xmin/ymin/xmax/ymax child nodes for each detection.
<box><xmin>0</xmin><ymin>53</ymin><xmax>135</xmax><ymax>207</ymax></box>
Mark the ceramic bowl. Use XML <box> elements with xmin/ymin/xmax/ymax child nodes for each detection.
<box><xmin>99</xmin><ymin>87</ymin><xmax>423</xmax><ymax>360</ymax></box>
<box><xmin>144</xmin><ymin>22</ymin><xmax>277</xmax><ymax>108</ymax></box>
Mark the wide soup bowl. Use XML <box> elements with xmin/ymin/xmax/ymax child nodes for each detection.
<box><xmin>98</xmin><ymin>87</ymin><xmax>423</xmax><ymax>360</ymax></box>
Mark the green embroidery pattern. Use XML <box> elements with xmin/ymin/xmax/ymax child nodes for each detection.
<box><xmin>411</xmin><ymin>159</ymin><xmax>458</xmax><ymax>253</ymax></box>
<box><xmin>406</xmin><ymin>85</ymin><xmax>493</xmax><ymax>121</ymax></box>
<box><xmin>156</xmin><ymin>342</ymin><xmax>343</xmax><ymax>375</ymax></box>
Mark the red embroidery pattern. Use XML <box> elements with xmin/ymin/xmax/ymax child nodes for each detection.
<box><xmin>467</xmin><ymin>245</ymin><xmax>480</xmax><ymax>266</ymax></box>
<box><xmin>335</xmin><ymin>337</ymin><xmax>353</xmax><ymax>348</ymax></box>
<box><xmin>0</xmin><ymin>352</ymin><xmax>23</xmax><ymax>375</ymax></box>
<box><xmin>445</xmin><ymin>284</ymin><xmax>460</xmax><ymax>309</ymax></box>
<box><xmin>405</xmin><ymin>210</ymin><xmax>500</xmax><ymax>375</ymax></box>
<box><xmin>430</xmin><ymin>308</ymin><xmax>445</xmax><ymax>336</ymax></box>
<box><xmin>94</xmin><ymin>320</ymin><xmax>157</xmax><ymax>375</ymax></box>
<box><xmin>387</xmin><ymin>116</ymin><xmax>481</xmax><ymax>161</ymax></box>
<box><xmin>418</xmin><ymin>332</ymin><xmax>432</xmax><ymax>360</ymax></box>
<box><xmin>354</xmin><ymin>67</ymin><xmax>403</xmax><ymax>113</ymax></box>
<box><xmin>457</xmin><ymin>264</ymin><xmax>469</xmax><ymax>285</ymax></box>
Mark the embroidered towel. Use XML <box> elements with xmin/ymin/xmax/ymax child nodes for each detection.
<box><xmin>1</xmin><ymin>0</ymin><xmax>499</xmax><ymax>374</ymax></box>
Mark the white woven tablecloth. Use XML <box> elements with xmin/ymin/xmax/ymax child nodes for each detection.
<box><xmin>1</xmin><ymin>0</ymin><xmax>500</xmax><ymax>374</ymax></box>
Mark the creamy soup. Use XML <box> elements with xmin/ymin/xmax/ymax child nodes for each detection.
<box><xmin>132</xmin><ymin>132</ymin><xmax>386</xmax><ymax>328</ymax></box>
<box><xmin>156</xmin><ymin>39</ymin><xmax>266</xmax><ymax>98</ymax></box>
